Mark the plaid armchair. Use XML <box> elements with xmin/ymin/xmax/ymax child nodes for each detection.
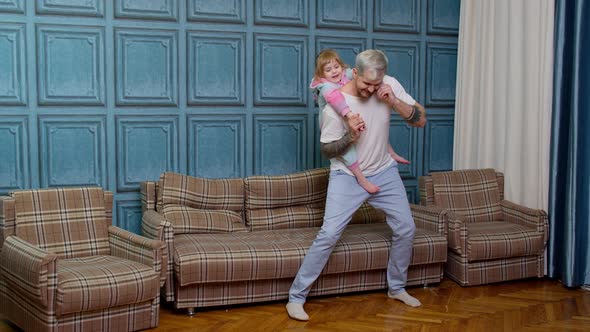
<box><xmin>419</xmin><ymin>169</ymin><xmax>548</xmax><ymax>286</ymax></box>
<box><xmin>0</xmin><ymin>187</ymin><xmax>166</xmax><ymax>332</ymax></box>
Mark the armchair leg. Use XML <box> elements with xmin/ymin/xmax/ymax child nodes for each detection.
<box><xmin>187</xmin><ymin>307</ymin><xmax>196</xmax><ymax>316</ymax></box>
<box><xmin>423</xmin><ymin>283</ymin><xmax>429</xmax><ymax>288</ymax></box>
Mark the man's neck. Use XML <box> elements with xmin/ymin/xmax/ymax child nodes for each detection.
<box><xmin>340</xmin><ymin>80</ymin><xmax>358</xmax><ymax>96</ymax></box>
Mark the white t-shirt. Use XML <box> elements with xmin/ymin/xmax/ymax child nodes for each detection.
<box><xmin>320</xmin><ymin>75</ymin><xmax>415</xmax><ymax>176</ymax></box>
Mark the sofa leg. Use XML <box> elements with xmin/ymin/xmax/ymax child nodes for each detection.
<box><xmin>187</xmin><ymin>307</ymin><xmax>196</xmax><ymax>316</ymax></box>
<box><xmin>423</xmin><ymin>283</ymin><xmax>429</xmax><ymax>288</ymax></box>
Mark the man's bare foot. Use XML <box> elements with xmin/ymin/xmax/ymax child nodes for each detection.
<box><xmin>359</xmin><ymin>179</ymin><xmax>380</xmax><ymax>193</ymax></box>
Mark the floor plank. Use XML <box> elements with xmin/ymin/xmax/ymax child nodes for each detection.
<box><xmin>1</xmin><ymin>278</ymin><xmax>589</xmax><ymax>331</ymax></box>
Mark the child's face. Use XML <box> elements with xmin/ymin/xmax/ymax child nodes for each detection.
<box><xmin>322</xmin><ymin>60</ymin><xmax>343</xmax><ymax>83</ymax></box>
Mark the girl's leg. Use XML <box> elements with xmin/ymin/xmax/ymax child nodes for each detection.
<box><xmin>341</xmin><ymin>146</ymin><xmax>380</xmax><ymax>193</ymax></box>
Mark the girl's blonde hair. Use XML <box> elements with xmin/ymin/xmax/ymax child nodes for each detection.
<box><xmin>313</xmin><ymin>49</ymin><xmax>348</xmax><ymax>81</ymax></box>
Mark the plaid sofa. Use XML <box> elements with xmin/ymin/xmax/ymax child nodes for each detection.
<box><xmin>141</xmin><ymin>169</ymin><xmax>448</xmax><ymax>312</ymax></box>
<box><xmin>0</xmin><ymin>187</ymin><xmax>167</xmax><ymax>332</ymax></box>
<box><xmin>419</xmin><ymin>169</ymin><xmax>548</xmax><ymax>286</ymax></box>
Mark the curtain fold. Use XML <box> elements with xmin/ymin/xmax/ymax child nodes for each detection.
<box><xmin>453</xmin><ymin>0</ymin><xmax>554</xmax><ymax>209</ymax></box>
<box><xmin>548</xmin><ymin>0</ymin><xmax>590</xmax><ymax>288</ymax></box>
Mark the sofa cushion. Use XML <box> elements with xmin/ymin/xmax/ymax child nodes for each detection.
<box><xmin>56</xmin><ymin>255</ymin><xmax>159</xmax><ymax>315</ymax></box>
<box><xmin>159</xmin><ymin>172</ymin><xmax>244</xmax><ymax>213</ymax></box>
<box><xmin>162</xmin><ymin>204</ymin><xmax>247</xmax><ymax>234</ymax></box>
<box><xmin>465</xmin><ymin>221</ymin><xmax>545</xmax><ymax>261</ymax></box>
<box><xmin>244</xmin><ymin>168</ymin><xmax>329</xmax><ymax>230</ymax></box>
<box><xmin>172</xmin><ymin>223</ymin><xmax>447</xmax><ymax>286</ymax></box>
<box><xmin>350</xmin><ymin>203</ymin><xmax>386</xmax><ymax>224</ymax></box>
<box><xmin>13</xmin><ymin>188</ymin><xmax>110</xmax><ymax>259</ymax></box>
<box><xmin>431</xmin><ymin>169</ymin><xmax>502</xmax><ymax>223</ymax></box>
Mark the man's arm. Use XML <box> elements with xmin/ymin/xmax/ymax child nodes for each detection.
<box><xmin>377</xmin><ymin>85</ymin><xmax>426</xmax><ymax>128</ymax></box>
<box><xmin>320</xmin><ymin>132</ymin><xmax>355</xmax><ymax>159</ymax></box>
<box><xmin>320</xmin><ymin>113</ymin><xmax>364</xmax><ymax>159</ymax></box>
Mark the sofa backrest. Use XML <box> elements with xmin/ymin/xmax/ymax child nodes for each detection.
<box><xmin>12</xmin><ymin>187</ymin><xmax>111</xmax><ymax>259</ymax></box>
<box><xmin>158</xmin><ymin>172</ymin><xmax>246</xmax><ymax>233</ymax></box>
<box><xmin>244</xmin><ymin>168</ymin><xmax>329</xmax><ymax>230</ymax></box>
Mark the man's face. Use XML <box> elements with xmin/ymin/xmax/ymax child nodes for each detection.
<box><xmin>353</xmin><ymin>68</ymin><xmax>384</xmax><ymax>98</ymax></box>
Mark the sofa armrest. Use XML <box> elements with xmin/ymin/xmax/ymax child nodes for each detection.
<box><xmin>501</xmin><ymin>200</ymin><xmax>548</xmax><ymax>242</ymax></box>
<box><xmin>141</xmin><ymin>210</ymin><xmax>175</xmax><ymax>301</ymax></box>
<box><xmin>446</xmin><ymin>210</ymin><xmax>468</xmax><ymax>256</ymax></box>
<box><xmin>410</xmin><ymin>204</ymin><xmax>447</xmax><ymax>236</ymax></box>
<box><xmin>0</xmin><ymin>236</ymin><xmax>57</xmax><ymax>307</ymax></box>
<box><xmin>0</xmin><ymin>196</ymin><xmax>16</xmax><ymax>250</ymax></box>
<box><xmin>108</xmin><ymin>226</ymin><xmax>167</xmax><ymax>287</ymax></box>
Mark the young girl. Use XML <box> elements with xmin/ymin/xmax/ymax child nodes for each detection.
<box><xmin>310</xmin><ymin>49</ymin><xmax>409</xmax><ymax>193</ymax></box>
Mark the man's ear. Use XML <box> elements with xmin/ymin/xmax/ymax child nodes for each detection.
<box><xmin>352</xmin><ymin>68</ymin><xmax>357</xmax><ymax>78</ymax></box>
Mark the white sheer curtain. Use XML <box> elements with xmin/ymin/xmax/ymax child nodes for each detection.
<box><xmin>453</xmin><ymin>0</ymin><xmax>554</xmax><ymax>209</ymax></box>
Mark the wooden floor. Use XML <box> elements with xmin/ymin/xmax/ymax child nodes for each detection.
<box><xmin>2</xmin><ymin>278</ymin><xmax>589</xmax><ymax>331</ymax></box>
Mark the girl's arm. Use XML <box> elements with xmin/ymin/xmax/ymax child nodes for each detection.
<box><xmin>322</xmin><ymin>87</ymin><xmax>352</xmax><ymax>118</ymax></box>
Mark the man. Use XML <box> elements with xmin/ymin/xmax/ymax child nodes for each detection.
<box><xmin>286</xmin><ymin>49</ymin><xmax>427</xmax><ymax>321</ymax></box>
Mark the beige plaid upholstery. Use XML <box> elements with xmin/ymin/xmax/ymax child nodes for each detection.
<box><xmin>431</xmin><ymin>169</ymin><xmax>503</xmax><ymax>223</ymax></box>
<box><xmin>13</xmin><ymin>188</ymin><xmax>110</xmax><ymax>259</ymax></box>
<box><xmin>419</xmin><ymin>169</ymin><xmax>547</xmax><ymax>286</ymax></box>
<box><xmin>141</xmin><ymin>168</ymin><xmax>448</xmax><ymax>310</ymax></box>
<box><xmin>160</xmin><ymin>172</ymin><xmax>244</xmax><ymax>213</ymax></box>
<box><xmin>244</xmin><ymin>168</ymin><xmax>329</xmax><ymax>230</ymax></box>
<box><xmin>162</xmin><ymin>204</ymin><xmax>248</xmax><ymax>234</ymax></box>
<box><xmin>56</xmin><ymin>256</ymin><xmax>159</xmax><ymax>314</ymax></box>
<box><xmin>0</xmin><ymin>187</ymin><xmax>165</xmax><ymax>332</ymax></box>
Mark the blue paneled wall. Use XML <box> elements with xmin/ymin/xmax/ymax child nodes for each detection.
<box><xmin>0</xmin><ymin>0</ymin><xmax>459</xmax><ymax>234</ymax></box>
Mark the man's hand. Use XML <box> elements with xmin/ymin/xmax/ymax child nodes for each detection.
<box><xmin>345</xmin><ymin>113</ymin><xmax>365</xmax><ymax>140</ymax></box>
<box><xmin>376</xmin><ymin>84</ymin><xmax>396</xmax><ymax>106</ymax></box>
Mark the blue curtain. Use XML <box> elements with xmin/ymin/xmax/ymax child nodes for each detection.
<box><xmin>548</xmin><ymin>0</ymin><xmax>590</xmax><ymax>287</ymax></box>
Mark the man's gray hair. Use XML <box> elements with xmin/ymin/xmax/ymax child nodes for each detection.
<box><xmin>355</xmin><ymin>49</ymin><xmax>388</xmax><ymax>80</ymax></box>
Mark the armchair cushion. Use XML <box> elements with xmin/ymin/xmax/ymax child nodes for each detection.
<box><xmin>161</xmin><ymin>204</ymin><xmax>247</xmax><ymax>234</ymax></box>
<box><xmin>12</xmin><ymin>188</ymin><xmax>110</xmax><ymax>259</ymax></box>
<box><xmin>431</xmin><ymin>169</ymin><xmax>502</xmax><ymax>223</ymax></box>
<box><xmin>56</xmin><ymin>255</ymin><xmax>159</xmax><ymax>315</ymax></box>
<box><xmin>466</xmin><ymin>222</ymin><xmax>545</xmax><ymax>261</ymax></box>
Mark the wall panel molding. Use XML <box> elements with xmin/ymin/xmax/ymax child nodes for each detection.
<box><xmin>115</xmin><ymin>0</ymin><xmax>177</xmax><ymax>21</ymax></box>
<box><xmin>37</xmin><ymin>24</ymin><xmax>105</xmax><ymax>106</ymax></box>
<box><xmin>187</xmin><ymin>0</ymin><xmax>245</xmax><ymax>24</ymax></box>
<box><xmin>116</xmin><ymin>116</ymin><xmax>178</xmax><ymax>192</ymax></box>
<box><xmin>39</xmin><ymin>115</ymin><xmax>106</xmax><ymax>188</ymax></box>
<box><xmin>427</xmin><ymin>0</ymin><xmax>460</xmax><ymax>35</ymax></box>
<box><xmin>187</xmin><ymin>114</ymin><xmax>245</xmax><ymax>178</ymax></box>
<box><xmin>36</xmin><ymin>0</ymin><xmax>104</xmax><ymax>17</ymax></box>
<box><xmin>374</xmin><ymin>0</ymin><xmax>419</xmax><ymax>33</ymax></box>
<box><xmin>426</xmin><ymin>42</ymin><xmax>457</xmax><ymax>106</ymax></box>
<box><xmin>254</xmin><ymin>33</ymin><xmax>307</xmax><ymax>106</ymax></box>
<box><xmin>0</xmin><ymin>116</ymin><xmax>28</xmax><ymax>193</ymax></box>
<box><xmin>0</xmin><ymin>23</ymin><xmax>26</xmax><ymax>106</ymax></box>
<box><xmin>0</xmin><ymin>0</ymin><xmax>24</xmax><ymax>14</ymax></box>
<box><xmin>187</xmin><ymin>31</ymin><xmax>245</xmax><ymax>106</ymax></box>
<box><xmin>317</xmin><ymin>0</ymin><xmax>367</xmax><ymax>31</ymax></box>
<box><xmin>424</xmin><ymin>113</ymin><xmax>454</xmax><ymax>174</ymax></box>
<box><xmin>254</xmin><ymin>114</ymin><xmax>307</xmax><ymax>175</ymax></box>
<box><xmin>115</xmin><ymin>199</ymin><xmax>143</xmax><ymax>235</ymax></box>
<box><xmin>115</xmin><ymin>28</ymin><xmax>178</xmax><ymax>106</ymax></box>
<box><xmin>254</xmin><ymin>0</ymin><xmax>308</xmax><ymax>27</ymax></box>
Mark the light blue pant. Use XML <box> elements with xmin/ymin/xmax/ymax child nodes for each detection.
<box><xmin>288</xmin><ymin>164</ymin><xmax>415</xmax><ymax>303</ymax></box>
